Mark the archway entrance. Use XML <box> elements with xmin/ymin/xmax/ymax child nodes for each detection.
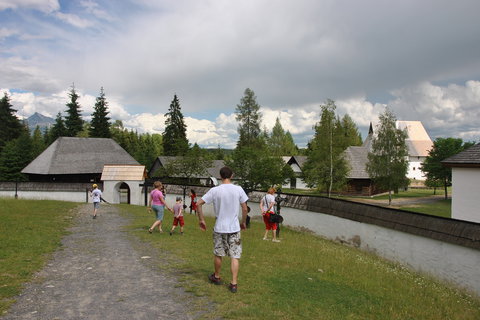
<box><xmin>118</xmin><ymin>182</ymin><xmax>131</xmax><ymax>204</ymax></box>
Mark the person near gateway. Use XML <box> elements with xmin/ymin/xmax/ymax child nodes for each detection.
<box><xmin>90</xmin><ymin>184</ymin><xmax>102</xmax><ymax>219</ymax></box>
<box><xmin>148</xmin><ymin>181</ymin><xmax>171</xmax><ymax>233</ymax></box>
<box><xmin>196</xmin><ymin>166</ymin><xmax>249</xmax><ymax>293</ymax></box>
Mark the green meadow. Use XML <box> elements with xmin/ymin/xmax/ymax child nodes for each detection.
<box><xmin>0</xmin><ymin>198</ymin><xmax>78</xmax><ymax>313</ymax></box>
<box><xmin>1</xmin><ymin>199</ymin><xmax>478</xmax><ymax>319</ymax></box>
<box><xmin>120</xmin><ymin>203</ymin><xmax>480</xmax><ymax>320</ymax></box>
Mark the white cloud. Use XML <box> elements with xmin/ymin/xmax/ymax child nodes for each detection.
<box><xmin>123</xmin><ymin>113</ymin><xmax>166</xmax><ymax>134</ymax></box>
<box><xmin>0</xmin><ymin>27</ymin><xmax>18</xmax><ymax>40</ymax></box>
<box><xmin>336</xmin><ymin>97</ymin><xmax>385</xmax><ymax>128</ymax></box>
<box><xmin>80</xmin><ymin>0</ymin><xmax>113</xmax><ymax>21</ymax></box>
<box><xmin>389</xmin><ymin>81</ymin><xmax>480</xmax><ymax>141</ymax></box>
<box><xmin>0</xmin><ymin>0</ymin><xmax>59</xmax><ymax>13</ymax></box>
<box><xmin>54</xmin><ymin>12</ymin><xmax>93</xmax><ymax>28</ymax></box>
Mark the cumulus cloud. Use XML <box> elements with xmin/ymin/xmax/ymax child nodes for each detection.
<box><xmin>389</xmin><ymin>81</ymin><xmax>480</xmax><ymax>141</ymax></box>
<box><xmin>2</xmin><ymin>1</ymin><xmax>480</xmax><ymax>146</ymax></box>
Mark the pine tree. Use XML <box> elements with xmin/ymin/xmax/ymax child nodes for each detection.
<box><xmin>0</xmin><ymin>92</ymin><xmax>24</xmax><ymax>153</ymax></box>
<box><xmin>162</xmin><ymin>94</ymin><xmax>189</xmax><ymax>156</ymax></box>
<box><xmin>366</xmin><ymin>108</ymin><xmax>409</xmax><ymax>205</ymax></box>
<box><xmin>339</xmin><ymin>114</ymin><xmax>363</xmax><ymax>148</ymax></box>
<box><xmin>303</xmin><ymin>99</ymin><xmax>349</xmax><ymax>197</ymax></box>
<box><xmin>269</xmin><ymin>117</ymin><xmax>298</xmax><ymax>156</ymax></box>
<box><xmin>64</xmin><ymin>85</ymin><xmax>83</xmax><ymax>137</ymax></box>
<box><xmin>235</xmin><ymin>88</ymin><xmax>262</xmax><ymax>148</ymax></box>
<box><xmin>31</xmin><ymin>126</ymin><xmax>46</xmax><ymax>158</ymax></box>
<box><xmin>89</xmin><ymin>87</ymin><xmax>111</xmax><ymax>138</ymax></box>
<box><xmin>0</xmin><ymin>130</ymin><xmax>33</xmax><ymax>181</ymax></box>
<box><xmin>50</xmin><ymin>112</ymin><xmax>67</xmax><ymax>142</ymax></box>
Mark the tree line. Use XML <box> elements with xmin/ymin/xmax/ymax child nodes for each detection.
<box><xmin>0</xmin><ymin>87</ymin><xmax>475</xmax><ymax>200</ymax></box>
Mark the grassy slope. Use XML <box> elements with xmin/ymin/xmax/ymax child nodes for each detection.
<box><xmin>120</xmin><ymin>204</ymin><xmax>480</xmax><ymax>320</ymax></box>
<box><xmin>0</xmin><ymin>199</ymin><xmax>78</xmax><ymax>314</ymax></box>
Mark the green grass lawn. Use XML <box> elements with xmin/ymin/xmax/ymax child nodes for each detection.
<box><xmin>0</xmin><ymin>198</ymin><xmax>78</xmax><ymax>314</ymax></box>
<box><xmin>120</xmin><ymin>204</ymin><xmax>480</xmax><ymax>320</ymax></box>
<box><xmin>399</xmin><ymin>199</ymin><xmax>452</xmax><ymax>218</ymax></box>
<box><xmin>367</xmin><ymin>187</ymin><xmax>451</xmax><ymax>200</ymax></box>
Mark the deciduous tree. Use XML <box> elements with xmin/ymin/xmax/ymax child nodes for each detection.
<box><xmin>421</xmin><ymin>137</ymin><xmax>475</xmax><ymax>199</ymax></box>
<box><xmin>303</xmin><ymin>99</ymin><xmax>349</xmax><ymax>197</ymax></box>
<box><xmin>366</xmin><ymin>108</ymin><xmax>409</xmax><ymax>205</ymax></box>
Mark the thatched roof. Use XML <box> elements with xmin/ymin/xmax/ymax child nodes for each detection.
<box><xmin>22</xmin><ymin>137</ymin><xmax>139</xmax><ymax>175</ymax></box>
<box><xmin>442</xmin><ymin>143</ymin><xmax>480</xmax><ymax>168</ymax></box>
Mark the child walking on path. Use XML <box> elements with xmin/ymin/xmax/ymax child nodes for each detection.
<box><xmin>170</xmin><ymin>197</ymin><xmax>185</xmax><ymax>235</ymax></box>
<box><xmin>90</xmin><ymin>184</ymin><xmax>102</xmax><ymax>219</ymax></box>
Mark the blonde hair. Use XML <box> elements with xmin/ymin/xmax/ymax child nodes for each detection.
<box><xmin>92</xmin><ymin>184</ymin><xmax>98</xmax><ymax>188</ymax></box>
<box><xmin>267</xmin><ymin>187</ymin><xmax>276</xmax><ymax>194</ymax></box>
<box><xmin>153</xmin><ymin>181</ymin><xmax>163</xmax><ymax>189</ymax></box>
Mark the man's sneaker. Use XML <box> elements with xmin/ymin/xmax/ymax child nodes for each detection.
<box><xmin>93</xmin><ymin>215</ymin><xmax>96</xmax><ymax>219</ymax></box>
<box><xmin>169</xmin><ymin>231</ymin><xmax>173</xmax><ymax>236</ymax></box>
<box><xmin>208</xmin><ymin>273</ymin><xmax>222</xmax><ymax>285</ymax></box>
<box><xmin>272</xmin><ymin>239</ymin><xmax>281</xmax><ymax>242</ymax></box>
<box><xmin>229</xmin><ymin>283</ymin><xmax>238</xmax><ymax>293</ymax></box>
<box><xmin>262</xmin><ymin>237</ymin><xmax>268</xmax><ymax>240</ymax></box>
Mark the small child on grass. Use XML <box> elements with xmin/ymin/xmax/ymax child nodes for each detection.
<box><xmin>170</xmin><ymin>197</ymin><xmax>185</xmax><ymax>235</ymax></box>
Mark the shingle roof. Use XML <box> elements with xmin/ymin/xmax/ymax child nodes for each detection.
<box><xmin>22</xmin><ymin>137</ymin><xmax>139</xmax><ymax>175</ymax></box>
<box><xmin>442</xmin><ymin>143</ymin><xmax>480</xmax><ymax>167</ymax></box>
<box><xmin>101</xmin><ymin>165</ymin><xmax>146</xmax><ymax>181</ymax></box>
<box><xmin>344</xmin><ymin>146</ymin><xmax>370</xmax><ymax>179</ymax></box>
<box><xmin>288</xmin><ymin>155</ymin><xmax>307</xmax><ymax>168</ymax></box>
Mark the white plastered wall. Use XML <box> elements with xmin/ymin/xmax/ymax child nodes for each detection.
<box><xmin>451</xmin><ymin>167</ymin><xmax>480</xmax><ymax>223</ymax></box>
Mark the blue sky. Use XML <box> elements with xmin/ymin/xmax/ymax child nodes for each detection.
<box><xmin>1</xmin><ymin>0</ymin><xmax>480</xmax><ymax>148</ymax></box>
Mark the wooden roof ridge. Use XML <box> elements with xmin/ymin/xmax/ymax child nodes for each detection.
<box><xmin>442</xmin><ymin>143</ymin><xmax>480</xmax><ymax>167</ymax></box>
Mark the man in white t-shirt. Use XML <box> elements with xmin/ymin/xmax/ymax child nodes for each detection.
<box><xmin>197</xmin><ymin>166</ymin><xmax>248</xmax><ymax>293</ymax></box>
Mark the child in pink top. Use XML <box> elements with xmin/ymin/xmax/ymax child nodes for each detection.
<box><xmin>169</xmin><ymin>197</ymin><xmax>185</xmax><ymax>235</ymax></box>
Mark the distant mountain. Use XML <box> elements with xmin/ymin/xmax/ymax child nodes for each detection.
<box><xmin>26</xmin><ymin>112</ymin><xmax>55</xmax><ymax>132</ymax></box>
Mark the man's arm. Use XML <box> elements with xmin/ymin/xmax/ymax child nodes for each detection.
<box><xmin>240</xmin><ymin>202</ymin><xmax>248</xmax><ymax>230</ymax></box>
<box><xmin>197</xmin><ymin>199</ymin><xmax>207</xmax><ymax>231</ymax></box>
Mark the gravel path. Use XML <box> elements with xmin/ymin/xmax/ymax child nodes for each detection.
<box><xmin>2</xmin><ymin>204</ymin><xmax>210</xmax><ymax>320</ymax></box>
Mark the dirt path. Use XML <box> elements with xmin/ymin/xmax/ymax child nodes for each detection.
<box><xmin>2</xmin><ymin>204</ymin><xmax>210</xmax><ymax>320</ymax></box>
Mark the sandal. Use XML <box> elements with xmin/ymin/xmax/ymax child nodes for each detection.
<box><xmin>208</xmin><ymin>273</ymin><xmax>222</xmax><ymax>285</ymax></box>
